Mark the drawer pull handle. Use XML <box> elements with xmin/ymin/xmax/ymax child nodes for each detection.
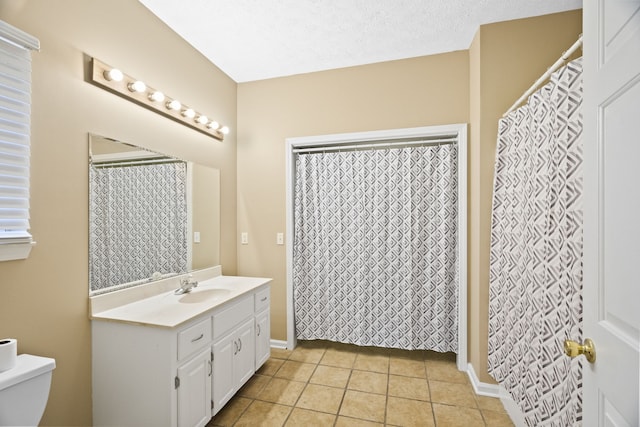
<box><xmin>260</xmin><ymin>297</ymin><xmax>268</xmax><ymax>302</ymax></box>
<box><xmin>191</xmin><ymin>333</ymin><xmax>204</xmax><ymax>343</ymax></box>
<box><xmin>234</xmin><ymin>340</ymin><xmax>238</xmax><ymax>355</ymax></box>
<box><xmin>257</xmin><ymin>324</ymin><xmax>261</xmax><ymax>336</ymax></box>
<box><xmin>238</xmin><ymin>337</ymin><xmax>242</xmax><ymax>352</ymax></box>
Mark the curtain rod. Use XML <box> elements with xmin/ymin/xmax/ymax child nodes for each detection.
<box><xmin>503</xmin><ymin>34</ymin><xmax>583</xmax><ymax>118</ymax></box>
<box><xmin>293</xmin><ymin>137</ymin><xmax>457</xmax><ymax>154</ymax></box>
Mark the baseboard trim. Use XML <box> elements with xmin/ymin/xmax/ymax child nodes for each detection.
<box><xmin>270</xmin><ymin>339</ymin><xmax>288</xmax><ymax>349</ymax></box>
<box><xmin>466</xmin><ymin>363</ymin><xmax>500</xmax><ymax>397</ymax></box>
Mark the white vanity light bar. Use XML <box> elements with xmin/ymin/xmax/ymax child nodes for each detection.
<box><xmin>90</xmin><ymin>58</ymin><xmax>227</xmax><ymax>141</ymax></box>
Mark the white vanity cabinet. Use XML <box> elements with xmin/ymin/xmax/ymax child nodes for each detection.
<box><xmin>91</xmin><ymin>279</ymin><xmax>271</xmax><ymax>427</ymax></box>
<box><xmin>255</xmin><ymin>287</ymin><xmax>271</xmax><ymax>368</ymax></box>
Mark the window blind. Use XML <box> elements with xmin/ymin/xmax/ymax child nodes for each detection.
<box><xmin>0</xmin><ymin>20</ymin><xmax>39</xmax><ymax>260</ymax></box>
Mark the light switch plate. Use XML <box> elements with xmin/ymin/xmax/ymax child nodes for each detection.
<box><xmin>241</xmin><ymin>232</ymin><xmax>248</xmax><ymax>245</ymax></box>
<box><xmin>276</xmin><ymin>232</ymin><xmax>284</xmax><ymax>245</ymax></box>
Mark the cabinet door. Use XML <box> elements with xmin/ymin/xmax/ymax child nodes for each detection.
<box><xmin>255</xmin><ymin>310</ymin><xmax>270</xmax><ymax>369</ymax></box>
<box><xmin>212</xmin><ymin>332</ymin><xmax>235</xmax><ymax>413</ymax></box>
<box><xmin>177</xmin><ymin>348</ymin><xmax>212</xmax><ymax>427</ymax></box>
<box><xmin>235</xmin><ymin>318</ymin><xmax>255</xmax><ymax>388</ymax></box>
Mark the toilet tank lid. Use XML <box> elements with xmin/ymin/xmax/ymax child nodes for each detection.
<box><xmin>0</xmin><ymin>354</ymin><xmax>56</xmax><ymax>391</ymax></box>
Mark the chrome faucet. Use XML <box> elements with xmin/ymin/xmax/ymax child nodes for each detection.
<box><xmin>174</xmin><ymin>274</ymin><xmax>198</xmax><ymax>295</ymax></box>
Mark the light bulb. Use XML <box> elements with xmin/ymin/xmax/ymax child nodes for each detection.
<box><xmin>103</xmin><ymin>68</ymin><xmax>123</xmax><ymax>82</ymax></box>
<box><xmin>207</xmin><ymin>121</ymin><xmax>220</xmax><ymax>130</ymax></box>
<box><xmin>196</xmin><ymin>115</ymin><xmax>208</xmax><ymax>125</ymax></box>
<box><xmin>181</xmin><ymin>108</ymin><xmax>195</xmax><ymax>119</ymax></box>
<box><xmin>166</xmin><ymin>99</ymin><xmax>181</xmax><ymax>111</ymax></box>
<box><xmin>220</xmin><ymin>126</ymin><xmax>230</xmax><ymax>135</ymax></box>
<box><xmin>149</xmin><ymin>91</ymin><xmax>165</xmax><ymax>102</ymax></box>
<box><xmin>128</xmin><ymin>80</ymin><xmax>146</xmax><ymax>93</ymax></box>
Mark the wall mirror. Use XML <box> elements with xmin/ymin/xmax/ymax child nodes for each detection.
<box><xmin>88</xmin><ymin>133</ymin><xmax>220</xmax><ymax>295</ymax></box>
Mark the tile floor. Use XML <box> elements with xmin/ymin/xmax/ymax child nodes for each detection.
<box><xmin>208</xmin><ymin>340</ymin><xmax>514</xmax><ymax>427</ymax></box>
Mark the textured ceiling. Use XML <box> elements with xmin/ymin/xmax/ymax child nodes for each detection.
<box><xmin>138</xmin><ymin>0</ymin><xmax>582</xmax><ymax>83</ymax></box>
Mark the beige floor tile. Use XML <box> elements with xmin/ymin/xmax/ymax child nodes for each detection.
<box><xmin>234</xmin><ymin>400</ymin><xmax>292</xmax><ymax>427</ymax></box>
<box><xmin>258</xmin><ymin>377</ymin><xmax>305</xmax><ymax>406</ymax></box>
<box><xmin>425</xmin><ymin>359</ymin><xmax>469</xmax><ymax>384</ymax></box>
<box><xmin>482</xmin><ymin>409</ymin><xmax>515</xmax><ymax>427</ymax></box>
<box><xmin>320</xmin><ymin>348</ymin><xmax>357</xmax><ymax>368</ymax></box>
<box><xmin>339</xmin><ymin>390</ymin><xmax>387</xmax><ymax>423</ymax></box>
<box><xmin>295</xmin><ymin>383</ymin><xmax>345</xmax><ymax>414</ymax></box>
<box><xmin>476</xmin><ymin>395</ymin><xmax>507</xmax><ymax>413</ymax></box>
<box><xmin>386</xmin><ymin>396</ymin><xmax>435</xmax><ymax>427</ymax></box>
<box><xmin>348</xmin><ymin>370</ymin><xmax>388</xmax><ymax>395</ymax></box>
<box><xmin>388</xmin><ymin>374</ymin><xmax>430</xmax><ymax>401</ymax></box>
<box><xmin>309</xmin><ymin>364</ymin><xmax>352</xmax><ymax>388</ymax></box>
<box><xmin>433</xmin><ymin>403</ymin><xmax>485</xmax><ymax>427</ymax></box>
<box><xmin>353</xmin><ymin>353</ymin><xmax>389</xmax><ymax>373</ymax></box>
<box><xmin>289</xmin><ymin>346</ymin><xmax>326</xmax><ymax>364</ymax></box>
<box><xmin>270</xmin><ymin>348</ymin><xmax>293</xmax><ymax>360</ymax></box>
<box><xmin>284</xmin><ymin>408</ymin><xmax>336</xmax><ymax>426</ymax></box>
<box><xmin>274</xmin><ymin>360</ymin><xmax>317</xmax><ymax>382</ymax></box>
<box><xmin>238</xmin><ymin>374</ymin><xmax>270</xmax><ymax>398</ymax></box>
<box><xmin>335</xmin><ymin>416</ymin><xmax>384</xmax><ymax>427</ymax></box>
<box><xmin>208</xmin><ymin>396</ymin><xmax>252</xmax><ymax>426</ymax></box>
<box><xmin>258</xmin><ymin>358</ymin><xmax>285</xmax><ymax>376</ymax></box>
<box><xmin>429</xmin><ymin>380</ymin><xmax>478</xmax><ymax>408</ymax></box>
<box><xmin>389</xmin><ymin>357</ymin><xmax>427</xmax><ymax>378</ymax></box>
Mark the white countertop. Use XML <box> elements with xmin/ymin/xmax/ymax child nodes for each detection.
<box><xmin>90</xmin><ymin>273</ymin><xmax>271</xmax><ymax>328</ymax></box>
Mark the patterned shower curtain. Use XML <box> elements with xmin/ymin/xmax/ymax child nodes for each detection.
<box><xmin>89</xmin><ymin>162</ymin><xmax>189</xmax><ymax>293</ymax></box>
<box><xmin>488</xmin><ymin>58</ymin><xmax>583</xmax><ymax>426</ymax></box>
<box><xmin>293</xmin><ymin>144</ymin><xmax>458</xmax><ymax>352</ymax></box>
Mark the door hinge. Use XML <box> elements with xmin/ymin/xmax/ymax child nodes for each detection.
<box><xmin>175</xmin><ymin>376</ymin><xmax>180</xmax><ymax>389</ymax></box>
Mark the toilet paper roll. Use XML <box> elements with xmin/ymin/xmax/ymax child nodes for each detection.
<box><xmin>0</xmin><ymin>338</ymin><xmax>17</xmax><ymax>371</ymax></box>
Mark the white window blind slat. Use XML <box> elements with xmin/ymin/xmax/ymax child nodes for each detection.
<box><xmin>0</xmin><ymin>129</ymin><xmax>29</xmax><ymax>147</ymax></box>
<box><xmin>0</xmin><ymin>20</ymin><xmax>36</xmax><ymax>261</ymax></box>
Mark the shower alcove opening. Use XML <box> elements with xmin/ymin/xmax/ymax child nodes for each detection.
<box><xmin>285</xmin><ymin>124</ymin><xmax>468</xmax><ymax>371</ymax></box>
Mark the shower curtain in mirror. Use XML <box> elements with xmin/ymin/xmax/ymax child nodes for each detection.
<box><xmin>89</xmin><ymin>162</ymin><xmax>189</xmax><ymax>293</ymax></box>
<box><xmin>488</xmin><ymin>58</ymin><xmax>583</xmax><ymax>426</ymax></box>
<box><xmin>293</xmin><ymin>144</ymin><xmax>458</xmax><ymax>352</ymax></box>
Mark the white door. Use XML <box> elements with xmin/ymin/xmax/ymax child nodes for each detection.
<box><xmin>582</xmin><ymin>1</ymin><xmax>640</xmax><ymax>426</ymax></box>
<box><xmin>212</xmin><ymin>333</ymin><xmax>235</xmax><ymax>413</ymax></box>
<box><xmin>235</xmin><ymin>318</ymin><xmax>256</xmax><ymax>387</ymax></box>
<box><xmin>255</xmin><ymin>310</ymin><xmax>271</xmax><ymax>368</ymax></box>
<box><xmin>177</xmin><ymin>348</ymin><xmax>212</xmax><ymax>427</ymax></box>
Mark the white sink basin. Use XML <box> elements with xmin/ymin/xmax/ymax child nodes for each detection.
<box><xmin>173</xmin><ymin>288</ymin><xmax>232</xmax><ymax>304</ymax></box>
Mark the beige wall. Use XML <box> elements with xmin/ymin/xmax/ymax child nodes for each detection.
<box><xmin>237</xmin><ymin>52</ymin><xmax>471</xmax><ymax>342</ymax></box>
<box><xmin>237</xmin><ymin>9</ymin><xmax>582</xmax><ymax>385</ymax></box>
<box><xmin>0</xmin><ymin>1</ymin><xmax>237</xmax><ymax>425</ymax></box>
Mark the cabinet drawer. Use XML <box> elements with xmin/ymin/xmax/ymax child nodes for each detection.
<box><xmin>255</xmin><ymin>287</ymin><xmax>270</xmax><ymax>313</ymax></box>
<box><xmin>178</xmin><ymin>317</ymin><xmax>211</xmax><ymax>361</ymax></box>
<box><xmin>213</xmin><ymin>296</ymin><xmax>252</xmax><ymax>339</ymax></box>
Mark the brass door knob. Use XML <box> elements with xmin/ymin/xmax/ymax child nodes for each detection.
<box><xmin>564</xmin><ymin>338</ymin><xmax>596</xmax><ymax>363</ymax></box>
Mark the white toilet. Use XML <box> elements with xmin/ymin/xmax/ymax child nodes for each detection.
<box><xmin>0</xmin><ymin>354</ymin><xmax>56</xmax><ymax>427</ymax></box>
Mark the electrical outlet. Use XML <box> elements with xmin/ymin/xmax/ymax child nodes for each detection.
<box><xmin>241</xmin><ymin>232</ymin><xmax>248</xmax><ymax>245</ymax></box>
<box><xmin>276</xmin><ymin>232</ymin><xmax>284</xmax><ymax>245</ymax></box>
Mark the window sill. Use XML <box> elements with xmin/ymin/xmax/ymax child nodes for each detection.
<box><xmin>0</xmin><ymin>241</ymin><xmax>35</xmax><ymax>262</ymax></box>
